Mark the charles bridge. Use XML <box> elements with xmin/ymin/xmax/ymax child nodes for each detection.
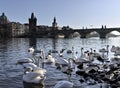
<box><xmin>28</xmin><ymin>13</ymin><xmax>120</xmax><ymax>38</ymax></box>
<box><xmin>30</xmin><ymin>27</ymin><xmax>120</xmax><ymax>38</ymax></box>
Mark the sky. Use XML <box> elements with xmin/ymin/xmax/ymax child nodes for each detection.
<box><xmin>0</xmin><ymin>0</ymin><xmax>120</xmax><ymax>29</ymax></box>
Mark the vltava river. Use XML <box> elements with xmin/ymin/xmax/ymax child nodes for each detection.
<box><xmin>0</xmin><ymin>37</ymin><xmax>120</xmax><ymax>88</ymax></box>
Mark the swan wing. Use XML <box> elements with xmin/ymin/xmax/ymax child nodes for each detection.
<box><xmin>54</xmin><ymin>80</ymin><xmax>73</xmax><ymax>88</ymax></box>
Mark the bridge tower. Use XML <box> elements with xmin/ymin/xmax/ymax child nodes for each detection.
<box><xmin>51</xmin><ymin>17</ymin><xmax>58</xmax><ymax>38</ymax></box>
<box><xmin>29</xmin><ymin>12</ymin><xmax>37</xmax><ymax>37</ymax></box>
<box><xmin>52</xmin><ymin>17</ymin><xmax>57</xmax><ymax>30</ymax></box>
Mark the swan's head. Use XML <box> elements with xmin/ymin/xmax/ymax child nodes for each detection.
<box><xmin>24</xmin><ymin>66</ymin><xmax>33</xmax><ymax>74</ymax></box>
<box><xmin>28</xmin><ymin>47</ymin><xmax>35</xmax><ymax>53</ymax></box>
<box><xmin>47</xmin><ymin>55</ymin><xmax>52</xmax><ymax>59</ymax></box>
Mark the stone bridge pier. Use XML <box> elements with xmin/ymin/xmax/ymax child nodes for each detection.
<box><xmin>80</xmin><ymin>33</ymin><xmax>86</xmax><ymax>38</ymax></box>
<box><xmin>98</xmin><ymin>30</ymin><xmax>109</xmax><ymax>38</ymax></box>
<box><xmin>78</xmin><ymin>30</ymin><xmax>89</xmax><ymax>38</ymax></box>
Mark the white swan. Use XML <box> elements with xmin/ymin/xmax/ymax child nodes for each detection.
<box><xmin>17</xmin><ymin>58</ymin><xmax>33</xmax><ymax>64</ymax></box>
<box><xmin>78</xmin><ymin>48</ymin><xmax>88</xmax><ymax>60</ymax></box>
<box><xmin>54</xmin><ymin>80</ymin><xmax>73</xmax><ymax>88</ymax></box>
<box><xmin>54</xmin><ymin>58</ymin><xmax>73</xmax><ymax>88</ymax></box>
<box><xmin>111</xmin><ymin>45</ymin><xmax>116</xmax><ymax>52</ymax></box>
<box><xmin>110</xmin><ymin>45</ymin><xmax>120</xmax><ymax>52</ymax></box>
<box><xmin>114</xmin><ymin>50</ymin><xmax>120</xmax><ymax>56</ymax></box>
<box><xmin>92</xmin><ymin>50</ymin><xmax>101</xmax><ymax>58</ymax></box>
<box><xmin>73</xmin><ymin>48</ymin><xmax>93</xmax><ymax>63</ymax></box>
<box><xmin>66</xmin><ymin>47</ymin><xmax>74</xmax><ymax>54</ymax></box>
<box><xmin>23</xmin><ymin>67</ymin><xmax>46</xmax><ymax>84</ymax></box>
<box><xmin>28</xmin><ymin>47</ymin><xmax>35</xmax><ymax>54</ymax></box>
<box><xmin>22</xmin><ymin>63</ymin><xmax>37</xmax><ymax>69</ymax></box>
<box><xmin>110</xmin><ymin>45</ymin><xmax>120</xmax><ymax>56</ymax></box>
<box><xmin>23</xmin><ymin>71</ymin><xmax>45</xmax><ymax>84</ymax></box>
<box><xmin>33</xmin><ymin>67</ymin><xmax>46</xmax><ymax>75</ymax></box>
<box><xmin>44</xmin><ymin>54</ymin><xmax>56</xmax><ymax>64</ymax></box>
<box><xmin>56</xmin><ymin>57</ymin><xmax>69</xmax><ymax>66</ymax></box>
<box><xmin>99</xmin><ymin>45</ymin><xmax>109</xmax><ymax>53</ymax></box>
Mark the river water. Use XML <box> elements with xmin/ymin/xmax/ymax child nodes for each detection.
<box><xmin>0</xmin><ymin>37</ymin><xmax>120</xmax><ymax>88</ymax></box>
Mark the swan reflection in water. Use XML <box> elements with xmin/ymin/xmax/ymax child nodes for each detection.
<box><xmin>23</xmin><ymin>81</ymin><xmax>44</xmax><ymax>88</ymax></box>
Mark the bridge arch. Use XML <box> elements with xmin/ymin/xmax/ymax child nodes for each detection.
<box><xmin>55</xmin><ymin>33</ymin><xmax>65</xmax><ymax>38</ymax></box>
<box><xmin>72</xmin><ymin>32</ymin><xmax>81</xmax><ymax>37</ymax></box>
<box><xmin>86</xmin><ymin>31</ymin><xmax>100</xmax><ymax>38</ymax></box>
<box><xmin>106</xmin><ymin>30</ymin><xmax>120</xmax><ymax>38</ymax></box>
<box><xmin>55</xmin><ymin>32</ymin><xmax>74</xmax><ymax>38</ymax></box>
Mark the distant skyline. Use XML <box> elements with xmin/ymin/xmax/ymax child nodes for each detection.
<box><xmin>1</xmin><ymin>0</ymin><xmax>120</xmax><ymax>29</ymax></box>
